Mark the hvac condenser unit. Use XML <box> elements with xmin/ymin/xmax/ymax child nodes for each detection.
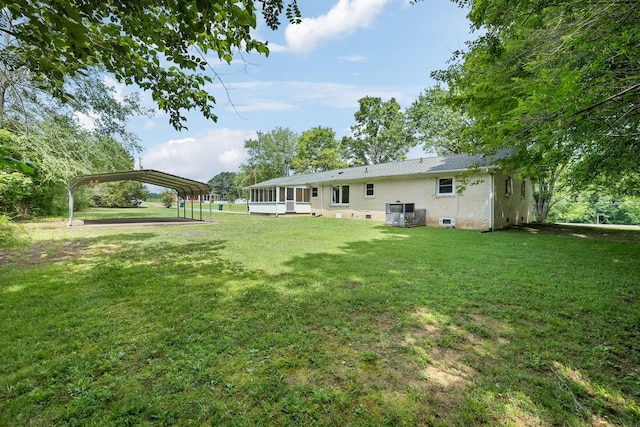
<box><xmin>385</xmin><ymin>203</ymin><xmax>426</xmax><ymax>227</ymax></box>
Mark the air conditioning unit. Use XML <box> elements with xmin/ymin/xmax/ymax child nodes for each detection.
<box><xmin>439</xmin><ymin>217</ymin><xmax>455</xmax><ymax>227</ymax></box>
<box><xmin>386</xmin><ymin>203</ymin><xmax>425</xmax><ymax>227</ymax></box>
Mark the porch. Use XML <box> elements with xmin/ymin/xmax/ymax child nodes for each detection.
<box><xmin>248</xmin><ymin>186</ymin><xmax>311</xmax><ymax>215</ymax></box>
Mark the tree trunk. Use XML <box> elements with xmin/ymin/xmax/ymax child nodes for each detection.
<box><xmin>532</xmin><ymin>167</ymin><xmax>559</xmax><ymax>223</ymax></box>
<box><xmin>0</xmin><ymin>9</ymin><xmax>13</xmax><ymax>117</ymax></box>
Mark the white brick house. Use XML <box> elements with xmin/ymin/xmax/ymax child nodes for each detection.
<box><xmin>246</xmin><ymin>153</ymin><xmax>533</xmax><ymax>230</ymax></box>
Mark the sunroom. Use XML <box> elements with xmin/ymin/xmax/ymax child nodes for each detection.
<box><xmin>248</xmin><ymin>185</ymin><xmax>311</xmax><ymax>215</ymax></box>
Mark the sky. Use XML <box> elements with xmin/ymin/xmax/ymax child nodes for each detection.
<box><xmin>117</xmin><ymin>0</ymin><xmax>476</xmax><ymax>184</ymax></box>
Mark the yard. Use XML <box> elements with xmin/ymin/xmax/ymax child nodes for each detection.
<box><xmin>1</xmin><ymin>211</ymin><xmax>639</xmax><ymax>426</ymax></box>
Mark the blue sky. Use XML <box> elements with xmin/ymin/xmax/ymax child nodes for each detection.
<box><xmin>118</xmin><ymin>0</ymin><xmax>475</xmax><ymax>184</ymax></box>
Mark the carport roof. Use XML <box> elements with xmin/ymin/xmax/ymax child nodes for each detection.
<box><xmin>70</xmin><ymin>169</ymin><xmax>211</xmax><ymax>197</ymax></box>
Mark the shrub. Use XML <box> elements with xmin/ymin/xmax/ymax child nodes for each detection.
<box><xmin>160</xmin><ymin>190</ymin><xmax>175</xmax><ymax>208</ymax></box>
<box><xmin>0</xmin><ymin>214</ymin><xmax>27</xmax><ymax>249</ymax></box>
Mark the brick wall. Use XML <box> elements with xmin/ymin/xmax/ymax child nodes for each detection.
<box><xmin>309</xmin><ymin>173</ymin><xmax>498</xmax><ymax>230</ymax></box>
<box><xmin>492</xmin><ymin>171</ymin><xmax>533</xmax><ymax>229</ymax></box>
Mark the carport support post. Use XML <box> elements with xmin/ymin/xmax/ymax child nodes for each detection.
<box><xmin>68</xmin><ymin>187</ymin><xmax>74</xmax><ymax>226</ymax></box>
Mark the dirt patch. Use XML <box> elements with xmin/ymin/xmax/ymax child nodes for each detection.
<box><xmin>1</xmin><ymin>239</ymin><xmax>94</xmax><ymax>268</ymax></box>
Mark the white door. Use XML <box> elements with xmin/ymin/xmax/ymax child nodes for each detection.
<box><xmin>286</xmin><ymin>187</ymin><xmax>295</xmax><ymax>212</ymax></box>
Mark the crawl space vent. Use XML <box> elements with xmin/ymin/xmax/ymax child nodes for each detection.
<box><xmin>439</xmin><ymin>218</ymin><xmax>455</xmax><ymax>227</ymax></box>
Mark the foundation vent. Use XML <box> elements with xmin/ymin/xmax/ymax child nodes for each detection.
<box><xmin>439</xmin><ymin>218</ymin><xmax>455</xmax><ymax>227</ymax></box>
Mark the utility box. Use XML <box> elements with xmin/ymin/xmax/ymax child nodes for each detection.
<box><xmin>385</xmin><ymin>203</ymin><xmax>426</xmax><ymax>227</ymax></box>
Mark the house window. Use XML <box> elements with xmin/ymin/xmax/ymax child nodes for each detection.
<box><xmin>332</xmin><ymin>185</ymin><xmax>350</xmax><ymax>205</ymax></box>
<box><xmin>505</xmin><ymin>176</ymin><xmax>512</xmax><ymax>197</ymax></box>
<box><xmin>437</xmin><ymin>178</ymin><xmax>454</xmax><ymax>195</ymax></box>
<box><xmin>365</xmin><ymin>183</ymin><xmax>375</xmax><ymax>197</ymax></box>
<box><xmin>296</xmin><ymin>188</ymin><xmax>310</xmax><ymax>202</ymax></box>
<box><xmin>520</xmin><ymin>181</ymin><xmax>526</xmax><ymax>198</ymax></box>
<box><xmin>311</xmin><ymin>187</ymin><xmax>318</xmax><ymax>198</ymax></box>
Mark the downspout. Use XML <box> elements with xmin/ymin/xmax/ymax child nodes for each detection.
<box><xmin>485</xmin><ymin>171</ymin><xmax>494</xmax><ymax>232</ymax></box>
<box><xmin>320</xmin><ymin>184</ymin><xmax>324</xmax><ymax>216</ymax></box>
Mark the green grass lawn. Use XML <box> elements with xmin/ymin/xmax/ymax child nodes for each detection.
<box><xmin>1</xmin><ymin>214</ymin><xmax>639</xmax><ymax>426</ymax></box>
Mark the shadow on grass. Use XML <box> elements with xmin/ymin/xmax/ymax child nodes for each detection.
<box><xmin>1</xmin><ymin>226</ymin><xmax>639</xmax><ymax>425</ymax></box>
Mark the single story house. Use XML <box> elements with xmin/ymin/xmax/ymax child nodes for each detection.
<box><xmin>246</xmin><ymin>153</ymin><xmax>533</xmax><ymax>230</ymax></box>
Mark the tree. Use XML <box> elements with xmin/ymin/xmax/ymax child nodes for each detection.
<box><xmin>0</xmin><ymin>129</ymin><xmax>35</xmax><ymax>215</ymax></box>
<box><xmin>241</xmin><ymin>127</ymin><xmax>299</xmax><ymax>183</ymax></box>
<box><xmin>429</xmin><ymin>0</ymin><xmax>640</xmax><ymax>222</ymax></box>
<box><xmin>291</xmin><ymin>126</ymin><xmax>346</xmax><ymax>173</ymax></box>
<box><xmin>549</xmin><ymin>190</ymin><xmax>640</xmax><ymax>225</ymax></box>
<box><xmin>160</xmin><ymin>190</ymin><xmax>175</xmax><ymax>208</ymax></box>
<box><xmin>208</xmin><ymin>172</ymin><xmax>240</xmax><ymax>201</ymax></box>
<box><xmin>341</xmin><ymin>97</ymin><xmax>414</xmax><ymax>166</ymax></box>
<box><xmin>91</xmin><ymin>180</ymin><xmax>147</xmax><ymax>208</ymax></box>
<box><xmin>405</xmin><ymin>86</ymin><xmax>472</xmax><ymax>155</ymax></box>
<box><xmin>0</xmin><ymin>48</ymin><xmax>150</xmax><ymax>217</ymax></box>
<box><xmin>0</xmin><ymin>113</ymin><xmax>136</xmax><ymax>217</ymax></box>
<box><xmin>444</xmin><ymin>1</ymin><xmax>638</xmax><ymax>182</ymax></box>
<box><xmin>1</xmin><ymin>1</ymin><xmax>300</xmax><ymax>130</ymax></box>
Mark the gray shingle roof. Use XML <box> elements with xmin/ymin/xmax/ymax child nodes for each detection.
<box><xmin>247</xmin><ymin>153</ymin><xmax>498</xmax><ymax>188</ymax></box>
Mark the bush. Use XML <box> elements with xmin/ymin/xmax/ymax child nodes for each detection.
<box><xmin>0</xmin><ymin>214</ymin><xmax>27</xmax><ymax>249</ymax></box>
<box><xmin>91</xmin><ymin>181</ymin><xmax>148</xmax><ymax>208</ymax></box>
<box><xmin>160</xmin><ymin>190</ymin><xmax>175</xmax><ymax>208</ymax></box>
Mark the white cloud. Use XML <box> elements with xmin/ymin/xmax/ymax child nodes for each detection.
<box><xmin>266</xmin><ymin>42</ymin><xmax>288</xmax><ymax>53</ymax></box>
<box><xmin>286</xmin><ymin>81</ymin><xmax>409</xmax><ymax>108</ymax></box>
<box><xmin>284</xmin><ymin>0</ymin><xmax>390</xmax><ymax>53</ymax></box>
<box><xmin>167</xmin><ymin>137</ymin><xmax>195</xmax><ymax>145</ymax></box>
<box><xmin>222</xmin><ymin>80</ymin><xmax>411</xmax><ymax>111</ymax></box>
<box><xmin>74</xmin><ymin>111</ymin><xmax>97</xmax><ymax>130</ymax></box>
<box><xmin>337</xmin><ymin>55</ymin><xmax>367</xmax><ymax>62</ymax></box>
<box><xmin>102</xmin><ymin>76</ymin><xmax>127</xmax><ymax>103</ymax></box>
<box><xmin>231</xmin><ymin>99</ymin><xmax>296</xmax><ymax>112</ymax></box>
<box><xmin>218</xmin><ymin>149</ymin><xmax>242</xmax><ymax>166</ymax></box>
<box><xmin>142</xmin><ymin>120</ymin><xmax>157</xmax><ymax>130</ymax></box>
<box><xmin>141</xmin><ymin>128</ymin><xmax>256</xmax><ymax>183</ymax></box>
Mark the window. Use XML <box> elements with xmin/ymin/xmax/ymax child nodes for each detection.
<box><xmin>251</xmin><ymin>187</ymin><xmax>278</xmax><ymax>202</ymax></box>
<box><xmin>311</xmin><ymin>187</ymin><xmax>318</xmax><ymax>198</ymax></box>
<box><xmin>520</xmin><ymin>181</ymin><xmax>526</xmax><ymax>198</ymax></box>
<box><xmin>365</xmin><ymin>183</ymin><xmax>375</xmax><ymax>197</ymax></box>
<box><xmin>332</xmin><ymin>185</ymin><xmax>350</xmax><ymax>205</ymax></box>
<box><xmin>296</xmin><ymin>188</ymin><xmax>310</xmax><ymax>202</ymax></box>
<box><xmin>437</xmin><ymin>178</ymin><xmax>454</xmax><ymax>195</ymax></box>
<box><xmin>505</xmin><ymin>176</ymin><xmax>512</xmax><ymax>197</ymax></box>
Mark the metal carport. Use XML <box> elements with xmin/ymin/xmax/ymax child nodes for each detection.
<box><xmin>69</xmin><ymin>170</ymin><xmax>213</xmax><ymax>226</ymax></box>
